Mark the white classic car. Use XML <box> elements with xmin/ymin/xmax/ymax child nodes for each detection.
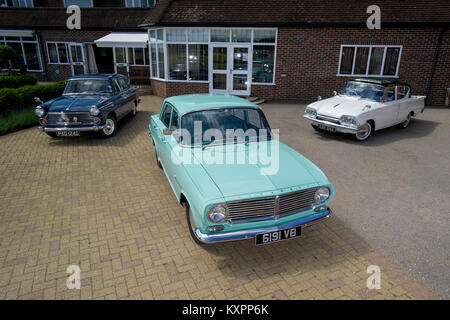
<box><xmin>303</xmin><ymin>79</ymin><xmax>426</xmax><ymax>141</ymax></box>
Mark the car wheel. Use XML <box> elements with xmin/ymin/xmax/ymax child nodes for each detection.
<box><xmin>101</xmin><ymin>115</ymin><xmax>117</xmax><ymax>137</ymax></box>
<box><xmin>186</xmin><ymin>203</ymin><xmax>205</xmax><ymax>246</ymax></box>
<box><xmin>354</xmin><ymin>122</ymin><xmax>373</xmax><ymax>141</ymax></box>
<box><xmin>398</xmin><ymin>113</ymin><xmax>411</xmax><ymax>129</ymax></box>
<box><xmin>131</xmin><ymin>103</ymin><xmax>137</xmax><ymax>117</ymax></box>
<box><xmin>45</xmin><ymin>132</ymin><xmax>58</xmax><ymax>138</ymax></box>
<box><xmin>155</xmin><ymin>148</ymin><xmax>162</xmax><ymax>169</ymax></box>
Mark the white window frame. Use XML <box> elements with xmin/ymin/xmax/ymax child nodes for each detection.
<box><xmin>337</xmin><ymin>45</ymin><xmax>402</xmax><ymax>78</ymax></box>
<box><xmin>127</xmin><ymin>47</ymin><xmax>149</xmax><ymax>66</ymax></box>
<box><xmin>46</xmin><ymin>42</ymin><xmax>70</xmax><ymax>65</ymax></box>
<box><xmin>1</xmin><ymin>34</ymin><xmax>43</xmax><ymax>72</ymax></box>
<box><xmin>148</xmin><ymin>27</ymin><xmax>277</xmax><ymax>85</ymax></box>
<box><xmin>62</xmin><ymin>0</ymin><xmax>93</xmax><ymax>7</ymax></box>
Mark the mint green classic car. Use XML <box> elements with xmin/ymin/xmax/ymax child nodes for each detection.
<box><xmin>149</xmin><ymin>94</ymin><xmax>334</xmax><ymax>245</ymax></box>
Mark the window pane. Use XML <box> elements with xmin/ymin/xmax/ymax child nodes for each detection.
<box><xmin>213</xmin><ymin>47</ymin><xmax>227</xmax><ymax>70</ymax></box>
<box><xmin>157</xmin><ymin>29</ymin><xmax>164</xmax><ymax>41</ymax></box>
<box><xmin>135</xmin><ymin>48</ymin><xmax>145</xmax><ymax>65</ymax></box>
<box><xmin>233</xmin><ymin>47</ymin><xmax>248</xmax><ymax>71</ymax></box>
<box><xmin>339</xmin><ymin>47</ymin><xmax>354</xmax><ymax>74</ymax></box>
<box><xmin>252</xmin><ymin>45</ymin><xmax>275</xmax><ymax>83</ymax></box>
<box><xmin>23</xmin><ymin>43</ymin><xmax>40</xmax><ymax>70</ymax></box>
<box><xmin>383</xmin><ymin>47</ymin><xmax>400</xmax><ymax>76</ymax></box>
<box><xmin>188</xmin><ymin>29</ymin><xmax>208</xmax><ymax>42</ymax></box>
<box><xmin>233</xmin><ymin>74</ymin><xmax>248</xmax><ymax>91</ymax></box>
<box><xmin>211</xmin><ymin>29</ymin><xmax>230</xmax><ymax>42</ymax></box>
<box><xmin>188</xmin><ymin>44</ymin><xmax>208</xmax><ymax>81</ymax></box>
<box><xmin>149</xmin><ymin>30</ymin><xmax>156</xmax><ymax>42</ymax></box>
<box><xmin>150</xmin><ymin>43</ymin><xmax>157</xmax><ymax>77</ymax></box>
<box><xmin>354</xmin><ymin>47</ymin><xmax>369</xmax><ymax>74</ymax></box>
<box><xmin>213</xmin><ymin>73</ymin><xmax>227</xmax><ymax>90</ymax></box>
<box><xmin>58</xmin><ymin>43</ymin><xmax>68</xmax><ymax>63</ymax></box>
<box><xmin>157</xmin><ymin>44</ymin><xmax>165</xmax><ymax>78</ymax></box>
<box><xmin>168</xmin><ymin>44</ymin><xmax>186</xmax><ymax>80</ymax></box>
<box><xmin>253</xmin><ymin>30</ymin><xmax>276</xmax><ymax>43</ymax></box>
<box><xmin>128</xmin><ymin>48</ymin><xmax>134</xmax><ymax>65</ymax></box>
<box><xmin>231</xmin><ymin>29</ymin><xmax>251</xmax><ymax>43</ymax></box>
<box><xmin>368</xmin><ymin>47</ymin><xmax>384</xmax><ymax>75</ymax></box>
<box><xmin>161</xmin><ymin>104</ymin><xmax>172</xmax><ymax>127</ymax></box>
<box><xmin>167</xmin><ymin>29</ymin><xmax>186</xmax><ymax>42</ymax></box>
<box><xmin>48</xmin><ymin>43</ymin><xmax>58</xmax><ymax>63</ymax></box>
<box><xmin>115</xmin><ymin>47</ymin><xmax>125</xmax><ymax>64</ymax></box>
<box><xmin>7</xmin><ymin>42</ymin><xmax>24</xmax><ymax>69</ymax></box>
<box><xmin>171</xmin><ymin>110</ymin><xmax>179</xmax><ymax>130</ymax></box>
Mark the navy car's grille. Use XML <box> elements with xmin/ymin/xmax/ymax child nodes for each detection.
<box><xmin>46</xmin><ymin>112</ymin><xmax>92</xmax><ymax>125</ymax></box>
<box><xmin>225</xmin><ymin>187</ymin><xmax>318</xmax><ymax>223</ymax></box>
<box><xmin>316</xmin><ymin>115</ymin><xmax>340</xmax><ymax>124</ymax></box>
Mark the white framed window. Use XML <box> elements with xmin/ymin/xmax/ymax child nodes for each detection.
<box><xmin>1</xmin><ymin>0</ymin><xmax>34</xmax><ymax>7</ymax></box>
<box><xmin>148</xmin><ymin>27</ymin><xmax>277</xmax><ymax>84</ymax></box>
<box><xmin>125</xmin><ymin>0</ymin><xmax>155</xmax><ymax>8</ymax></box>
<box><xmin>63</xmin><ymin>0</ymin><xmax>93</xmax><ymax>7</ymax></box>
<box><xmin>1</xmin><ymin>33</ymin><xmax>42</xmax><ymax>71</ymax></box>
<box><xmin>338</xmin><ymin>45</ymin><xmax>402</xmax><ymax>78</ymax></box>
<box><xmin>46</xmin><ymin>42</ymin><xmax>70</xmax><ymax>64</ymax></box>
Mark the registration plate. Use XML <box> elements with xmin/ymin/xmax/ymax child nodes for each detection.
<box><xmin>255</xmin><ymin>226</ymin><xmax>302</xmax><ymax>245</ymax></box>
<box><xmin>317</xmin><ymin>124</ymin><xmax>336</xmax><ymax>132</ymax></box>
<box><xmin>56</xmin><ymin>131</ymin><xmax>81</xmax><ymax>137</ymax></box>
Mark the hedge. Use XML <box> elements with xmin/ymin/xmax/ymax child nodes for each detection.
<box><xmin>0</xmin><ymin>81</ymin><xmax>66</xmax><ymax>115</ymax></box>
<box><xmin>0</xmin><ymin>74</ymin><xmax>38</xmax><ymax>89</ymax></box>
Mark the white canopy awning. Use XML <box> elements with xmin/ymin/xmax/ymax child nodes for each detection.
<box><xmin>95</xmin><ymin>32</ymin><xmax>148</xmax><ymax>48</ymax></box>
<box><xmin>0</xmin><ymin>29</ymin><xmax>34</xmax><ymax>37</ymax></box>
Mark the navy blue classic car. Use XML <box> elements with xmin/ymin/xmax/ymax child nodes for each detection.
<box><xmin>35</xmin><ymin>74</ymin><xmax>140</xmax><ymax>138</ymax></box>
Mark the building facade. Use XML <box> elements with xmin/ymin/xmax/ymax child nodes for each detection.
<box><xmin>0</xmin><ymin>0</ymin><xmax>448</xmax><ymax>106</ymax></box>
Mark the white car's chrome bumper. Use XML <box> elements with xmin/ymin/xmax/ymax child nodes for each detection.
<box><xmin>303</xmin><ymin>115</ymin><xmax>358</xmax><ymax>134</ymax></box>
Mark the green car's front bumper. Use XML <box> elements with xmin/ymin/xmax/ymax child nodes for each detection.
<box><xmin>194</xmin><ymin>208</ymin><xmax>332</xmax><ymax>243</ymax></box>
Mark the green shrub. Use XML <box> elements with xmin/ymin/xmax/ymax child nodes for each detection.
<box><xmin>0</xmin><ymin>74</ymin><xmax>38</xmax><ymax>89</ymax></box>
<box><xmin>0</xmin><ymin>108</ymin><xmax>37</xmax><ymax>135</ymax></box>
<box><xmin>0</xmin><ymin>81</ymin><xmax>66</xmax><ymax>115</ymax></box>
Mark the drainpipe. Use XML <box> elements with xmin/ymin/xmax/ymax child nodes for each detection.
<box><xmin>425</xmin><ymin>27</ymin><xmax>445</xmax><ymax>106</ymax></box>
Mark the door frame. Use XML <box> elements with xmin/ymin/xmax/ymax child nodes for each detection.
<box><xmin>68</xmin><ymin>43</ymin><xmax>86</xmax><ymax>76</ymax></box>
<box><xmin>209</xmin><ymin>43</ymin><xmax>252</xmax><ymax>96</ymax></box>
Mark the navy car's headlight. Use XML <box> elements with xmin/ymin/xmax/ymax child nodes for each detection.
<box><xmin>305</xmin><ymin>107</ymin><xmax>317</xmax><ymax>118</ymax></box>
<box><xmin>208</xmin><ymin>205</ymin><xmax>227</xmax><ymax>223</ymax></box>
<box><xmin>314</xmin><ymin>187</ymin><xmax>330</xmax><ymax>203</ymax></box>
<box><xmin>90</xmin><ymin>106</ymin><xmax>100</xmax><ymax>116</ymax></box>
<box><xmin>340</xmin><ymin>115</ymin><xmax>358</xmax><ymax>126</ymax></box>
<box><xmin>35</xmin><ymin>106</ymin><xmax>45</xmax><ymax>117</ymax></box>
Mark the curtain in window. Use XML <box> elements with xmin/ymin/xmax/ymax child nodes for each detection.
<box><xmin>383</xmin><ymin>48</ymin><xmax>400</xmax><ymax>76</ymax></box>
<box><xmin>353</xmin><ymin>47</ymin><xmax>369</xmax><ymax>74</ymax></box>
<box><xmin>368</xmin><ymin>47</ymin><xmax>384</xmax><ymax>75</ymax></box>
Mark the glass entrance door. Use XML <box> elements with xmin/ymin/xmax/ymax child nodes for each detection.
<box><xmin>209</xmin><ymin>44</ymin><xmax>251</xmax><ymax>96</ymax></box>
<box><xmin>69</xmin><ymin>43</ymin><xmax>86</xmax><ymax>76</ymax></box>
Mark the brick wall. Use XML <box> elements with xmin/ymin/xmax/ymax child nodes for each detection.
<box><xmin>150</xmin><ymin>27</ymin><xmax>448</xmax><ymax>106</ymax></box>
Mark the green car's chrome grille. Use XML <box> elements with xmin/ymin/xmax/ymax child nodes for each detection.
<box><xmin>226</xmin><ymin>187</ymin><xmax>318</xmax><ymax>223</ymax></box>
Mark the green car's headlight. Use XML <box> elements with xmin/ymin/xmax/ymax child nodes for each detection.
<box><xmin>314</xmin><ymin>187</ymin><xmax>330</xmax><ymax>204</ymax></box>
<box><xmin>35</xmin><ymin>106</ymin><xmax>45</xmax><ymax>117</ymax></box>
<box><xmin>208</xmin><ymin>205</ymin><xmax>227</xmax><ymax>223</ymax></box>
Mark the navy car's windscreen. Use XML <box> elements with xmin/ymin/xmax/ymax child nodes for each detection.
<box><xmin>340</xmin><ymin>81</ymin><xmax>386</xmax><ymax>102</ymax></box>
<box><xmin>64</xmin><ymin>79</ymin><xmax>112</xmax><ymax>94</ymax></box>
<box><xmin>181</xmin><ymin>108</ymin><xmax>271</xmax><ymax>147</ymax></box>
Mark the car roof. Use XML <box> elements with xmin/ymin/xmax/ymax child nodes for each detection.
<box><xmin>69</xmin><ymin>74</ymin><xmax>124</xmax><ymax>80</ymax></box>
<box><xmin>164</xmin><ymin>94</ymin><xmax>260</xmax><ymax>115</ymax></box>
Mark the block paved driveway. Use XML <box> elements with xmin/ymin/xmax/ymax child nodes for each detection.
<box><xmin>0</xmin><ymin>96</ymin><xmax>437</xmax><ymax>300</ymax></box>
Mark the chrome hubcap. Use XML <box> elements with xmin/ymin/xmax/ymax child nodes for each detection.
<box><xmin>103</xmin><ymin>119</ymin><xmax>115</xmax><ymax>135</ymax></box>
<box><xmin>356</xmin><ymin>123</ymin><xmax>371</xmax><ymax>140</ymax></box>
